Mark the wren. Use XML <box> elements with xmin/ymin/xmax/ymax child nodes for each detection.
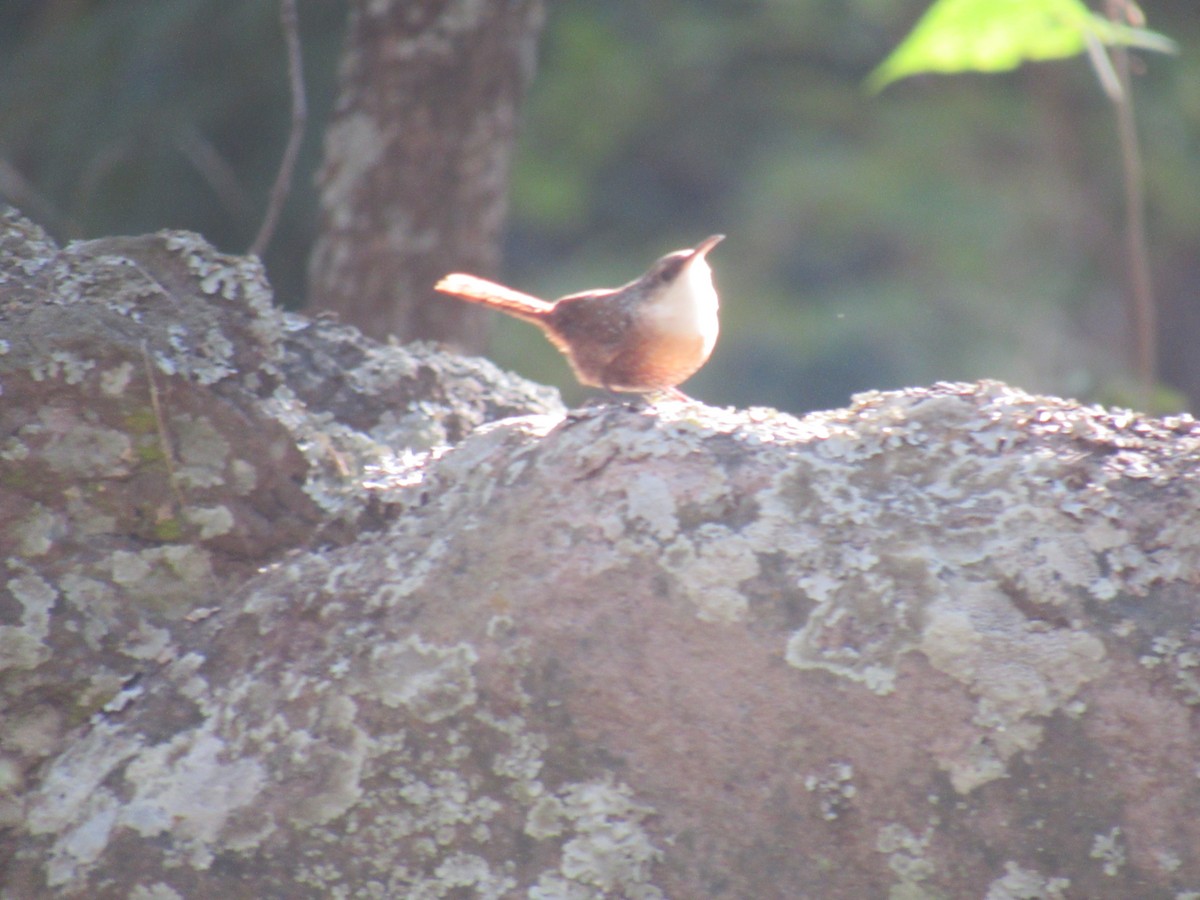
<box><xmin>434</xmin><ymin>235</ymin><xmax>724</xmax><ymax>399</ymax></box>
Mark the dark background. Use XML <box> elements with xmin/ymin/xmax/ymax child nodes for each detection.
<box><xmin>2</xmin><ymin>0</ymin><xmax>1197</xmax><ymax>414</ymax></box>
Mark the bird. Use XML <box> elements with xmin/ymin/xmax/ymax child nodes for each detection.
<box><xmin>434</xmin><ymin>235</ymin><xmax>725</xmax><ymax>400</ymax></box>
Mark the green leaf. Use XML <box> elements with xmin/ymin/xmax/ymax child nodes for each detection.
<box><xmin>867</xmin><ymin>0</ymin><xmax>1177</xmax><ymax>93</ymax></box>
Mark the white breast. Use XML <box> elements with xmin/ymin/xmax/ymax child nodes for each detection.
<box><xmin>645</xmin><ymin>257</ymin><xmax>720</xmax><ymax>357</ymax></box>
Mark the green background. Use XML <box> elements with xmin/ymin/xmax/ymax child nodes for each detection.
<box><xmin>2</xmin><ymin>0</ymin><xmax>1196</xmax><ymax>414</ymax></box>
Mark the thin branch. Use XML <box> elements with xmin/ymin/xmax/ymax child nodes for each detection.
<box><xmin>142</xmin><ymin>343</ymin><xmax>226</xmax><ymax>594</ymax></box>
<box><xmin>71</xmin><ymin>137</ymin><xmax>133</xmax><ymax>238</ymax></box>
<box><xmin>0</xmin><ymin>157</ymin><xmax>69</xmax><ymax>236</ymax></box>
<box><xmin>175</xmin><ymin>122</ymin><xmax>254</xmax><ymax>221</ymax></box>
<box><xmin>1105</xmin><ymin>0</ymin><xmax>1157</xmax><ymax>403</ymax></box>
<box><xmin>249</xmin><ymin>0</ymin><xmax>307</xmax><ymax>258</ymax></box>
<box><xmin>141</xmin><ymin>341</ymin><xmax>185</xmax><ymax>511</ymax></box>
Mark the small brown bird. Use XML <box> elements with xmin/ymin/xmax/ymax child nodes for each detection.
<box><xmin>434</xmin><ymin>235</ymin><xmax>725</xmax><ymax>399</ymax></box>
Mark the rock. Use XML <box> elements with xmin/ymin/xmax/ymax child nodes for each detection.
<box><xmin>3</xmin><ymin>208</ymin><xmax>1199</xmax><ymax>898</ymax></box>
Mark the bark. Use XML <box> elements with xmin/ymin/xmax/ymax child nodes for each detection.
<box><xmin>308</xmin><ymin>0</ymin><xmax>546</xmax><ymax>351</ymax></box>
<box><xmin>5</xmin><ymin>209</ymin><xmax>1200</xmax><ymax>897</ymax></box>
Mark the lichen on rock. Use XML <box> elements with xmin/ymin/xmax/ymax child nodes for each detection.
<box><xmin>4</xmin><ymin>207</ymin><xmax>1200</xmax><ymax>898</ymax></box>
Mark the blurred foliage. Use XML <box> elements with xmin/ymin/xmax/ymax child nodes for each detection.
<box><xmin>867</xmin><ymin>0</ymin><xmax>1175</xmax><ymax>92</ymax></box>
<box><xmin>0</xmin><ymin>0</ymin><xmax>345</xmax><ymax>307</ymax></box>
<box><xmin>1</xmin><ymin>0</ymin><xmax>1197</xmax><ymax>414</ymax></box>
<box><xmin>504</xmin><ymin>0</ymin><xmax>1197</xmax><ymax>413</ymax></box>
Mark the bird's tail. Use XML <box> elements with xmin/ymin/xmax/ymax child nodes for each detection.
<box><xmin>434</xmin><ymin>274</ymin><xmax>553</xmax><ymax>324</ymax></box>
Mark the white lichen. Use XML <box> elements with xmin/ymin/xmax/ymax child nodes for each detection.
<box><xmin>128</xmin><ymin>884</ymin><xmax>185</xmax><ymax>900</ymax></box>
<box><xmin>662</xmin><ymin>524</ymin><xmax>756</xmax><ymax>623</ymax></box>
<box><xmin>984</xmin><ymin>861</ymin><xmax>1070</xmax><ymax>899</ymax></box>
<box><xmin>369</xmin><ymin>634</ymin><xmax>479</xmax><ymax>722</ymax></box>
<box><xmin>182</xmin><ymin>504</ymin><xmax>235</xmax><ymax>540</ymax></box>
<box><xmin>171</xmin><ymin>413</ymin><xmax>232</xmax><ymax>488</ymax></box>
<box><xmin>28</xmin><ymin>411</ymin><xmax>132</xmax><ymax>477</ymax></box>
<box><xmin>99</xmin><ymin>360</ymin><xmax>135</xmax><ymax>396</ymax></box>
<box><xmin>2</xmin><ymin>568</ymin><xmax>57</xmax><ymax>669</ymax></box>
<box><xmin>804</xmin><ymin>761</ymin><xmax>857</xmax><ymax>821</ymax></box>
<box><xmin>121</xmin><ymin>722</ymin><xmax>268</xmax><ymax>854</ymax></box>
<box><xmin>16</xmin><ymin>504</ymin><xmax>63</xmax><ymax>557</ymax></box>
<box><xmin>531</xmin><ymin>778</ymin><xmax>663</xmax><ymax>899</ymax></box>
<box><xmin>1089</xmin><ymin>826</ymin><xmax>1126</xmax><ymax>877</ymax></box>
<box><xmin>876</xmin><ymin>822</ymin><xmax>935</xmax><ymax>885</ymax></box>
<box><xmin>622</xmin><ymin>472</ymin><xmax>679</xmax><ymax>540</ymax></box>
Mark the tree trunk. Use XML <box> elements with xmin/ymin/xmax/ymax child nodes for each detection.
<box><xmin>308</xmin><ymin>0</ymin><xmax>546</xmax><ymax>351</ymax></box>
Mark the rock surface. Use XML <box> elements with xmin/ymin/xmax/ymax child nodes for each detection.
<box><xmin>3</xmin><ymin>208</ymin><xmax>1200</xmax><ymax>898</ymax></box>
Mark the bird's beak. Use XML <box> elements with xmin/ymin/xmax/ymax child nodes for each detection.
<box><xmin>692</xmin><ymin>234</ymin><xmax>725</xmax><ymax>259</ymax></box>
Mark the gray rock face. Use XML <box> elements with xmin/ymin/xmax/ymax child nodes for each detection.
<box><xmin>3</xmin><ymin>208</ymin><xmax>1199</xmax><ymax>898</ymax></box>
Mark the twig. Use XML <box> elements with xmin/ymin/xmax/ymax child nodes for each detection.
<box><xmin>1104</xmin><ymin>0</ymin><xmax>1156</xmax><ymax>403</ymax></box>
<box><xmin>249</xmin><ymin>0</ymin><xmax>307</xmax><ymax>258</ymax></box>
<box><xmin>72</xmin><ymin>138</ymin><xmax>132</xmax><ymax>238</ymax></box>
<box><xmin>175</xmin><ymin>122</ymin><xmax>254</xmax><ymax>221</ymax></box>
<box><xmin>141</xmin><ymin>341</ymin><xmax>185</xmax><ymax>511</ymax></box>
<box><xmin>0</xmin><ymin>157</ymin><xmax>69</xmax><ymax>236</ymax></box>
<box><xmin>142</xmin><ymin>343</ymin><xmax>226</xmax><ymax>594</ymax></box>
